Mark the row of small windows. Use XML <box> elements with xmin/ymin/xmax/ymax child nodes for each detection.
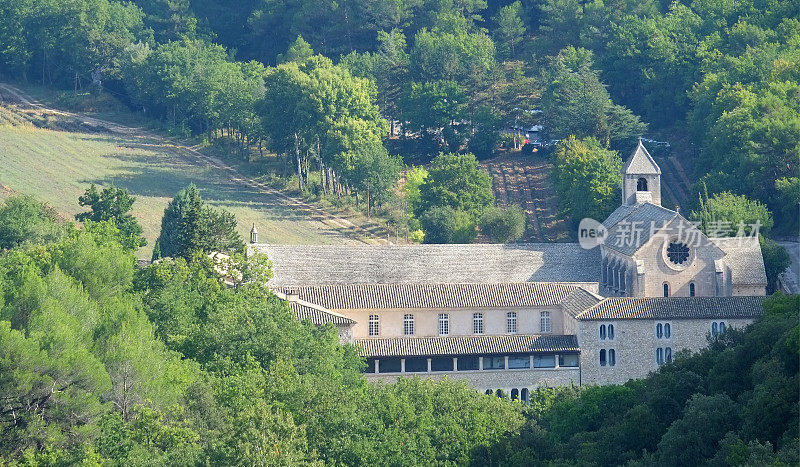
<box><xmin>485</xmin><ymin>388</ymin><xmax>530</xmax><ymax>404</ymax></box>
<box><xmin>663</xmin><ymin>282</ymin><xmax>696</xmax><ymax>297</ymax></box>
<box><xmin>599</xmin><ymin>324</ymin><xmax>615</xmax><ymax>340</ymax></box>
<box><xmin>369</xmin><ymin>311</ymin><xmax>548</xmax><ymax>337</ymax></box>
<box><xmin>656</xmin><ymin>347</ymin><xmax>673</xmax><ymax>365</ymax></box>
<box><xmin>364</xmin><ymin>353</ymin><xmax>580</xmax><ymax>373</ymax></box>
<box><xmin>655</xmin><ymin>322</ymin><xmax>671</xmax><ymax>339</ymax></box>
<box><xmin>711</xmin><ymin>321</ymin><xmax>726</xmax><ymax>336</ymax></box>
<box><xmin>599</xmin><ymin>349</ymin><xmax>616</xmax><ymax>367</ymax></box>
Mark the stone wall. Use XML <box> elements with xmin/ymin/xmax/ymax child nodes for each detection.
<box><xmin>578</xmin><ymin>318</ymin><xmax>755</xmax><ymax>385</ymax></box>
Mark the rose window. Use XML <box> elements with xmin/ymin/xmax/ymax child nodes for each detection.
<box><xmin>666</xmin><ymin>242</ymin><xmax>690</xmax><ymax>265</ymax></box>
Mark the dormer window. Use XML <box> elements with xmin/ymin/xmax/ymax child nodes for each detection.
<box><xmin>637</xmin><ymin>177</ymin><xmax>648</xmax><ymax>191</ymax></box>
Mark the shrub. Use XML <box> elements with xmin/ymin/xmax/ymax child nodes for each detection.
<box><xmin>479</xmin><ymin>205</ymin><xmax>526</xmax><ymax>243</ymax></box>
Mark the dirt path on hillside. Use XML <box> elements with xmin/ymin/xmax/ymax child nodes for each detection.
<box><xmin>0</xmin><ymin>83</ymin><xmax>388</xmax><ymax>245</ymax></box>
<box><xmin>483</xmin><ymin>153</ymin><xmax>570</xmax><ymax>242</ymax></box>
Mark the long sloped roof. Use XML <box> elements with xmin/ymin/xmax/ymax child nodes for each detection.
<box><xmin>573</xmin><ymin>296</ymin><xmax>764</xmax><ymax>320</ymax></box>
<box><xmin>278</xmin><ymin>282</ymin><xmax>598</xmax><ymax>310</ymax></box>
<box><xmin>257</xmin><ymin>243</ymin><xmax>600</xmax><ymax>287</ymax></box>
<box><xmin>356</xmin><ymin>334</ymin><xmax>579</xmax><ymax>357</ymax></box>
<box><xmin>287</xmin><ymin>301</ymin><xmax>356</xmax><ymax>325</ymax></box>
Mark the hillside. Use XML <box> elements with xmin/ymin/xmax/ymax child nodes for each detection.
<box><xmin>0</xmin><ymin>87</ymin><xmax>388</xmax><ymax>258</ymax></box>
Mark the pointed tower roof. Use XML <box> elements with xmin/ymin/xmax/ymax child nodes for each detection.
<box><xmin>623</xmin><ymin>140</ymin><xmax>661</xmax><ymax>175</ymax></box>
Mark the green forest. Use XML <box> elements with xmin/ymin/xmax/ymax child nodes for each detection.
<box><xmin>0</xmin><ymin>0</ymin><xmax>797</xmax><ymax>241</ymax></box>
<box><xmin>0</xmin><ymin>191</ymin><xmax>797</xmax><ymax>465</ymax></box>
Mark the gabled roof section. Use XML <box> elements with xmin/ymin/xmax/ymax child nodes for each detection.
<box><xmin>560</xmin><ymin>287</ymin><xmax>604</xmax><ymax>318</ymax></box>
<box><xmin>710</xmin><ymin>237</ymin><xmax>767</xmax><ymax>286</ymax></box>
<box><xmin>623</xmin><ymin>140</ymin><xmax>661</xmax><ymax>175</ymax></box>
<box><xmin>356</xmin><ymin>334</ymin><xmax>579</xmax><ymax>357</ymax></box>
<box><xmin>258</xmin><ymin>244</ymin><xmax>601</xmax><ymax>287</ymax></box>
<box><xmin>277</xmin><ymin>282</ymin><xmax>599</xmax><ymax>310</ymax></box>
<box><xmin>602</xmin><ymin>202</ymin><xmax>679</xmax><ymax>255</ymax></box>
<box><xmin>574</xmin><ymin>296</ymin><xmax>764</xmax><ymax>320</ymax></box>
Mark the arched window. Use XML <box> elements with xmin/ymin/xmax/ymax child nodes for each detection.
<box><xmin>637</xmin><ymin>177</ymin><xmax>648</xmax><ymax>191</ymax></box>
<box><xmin>712</xmin><ymin>322</ymin><xmax>718</xmax><ymax>337</ymax></box>
<box><xmin>656</xmin><ymin>323</ymin><xmax>663</xmax><ymax>339</ymax></box>
<box><xmin>608</xmin><ymin>324</ymin><xmax>615</xmax><ymax>340</ymax></box>
<box><xmin>609</xmin><ymin>349</ymin><xmax>616</xmax><ymax>366</ymax></box>
<box><xmin>656</xmin><ymin>348</ymin><xmax>664</xmax><ymax>365</ymax></box>
<box><xmin>663</xmin><ymin>283</ymin><xmax>670</xmax><ymax>297</ymax></box>
<box><xmin>689</xmin><ymin>282</ymin><xmax>696</xmax><ymax>297</ymax></box>
<box><xmin>438</xmin><ymin>313</ymin><xmax>449</xmax><ymax>336</ymax></box>
<box><xmin>403</xmin><ymin>314</ymin><xmax>415</xmax><ymax>335</ymax></box>
<box><xmin>485</xmin><ymin>389</ymin><xmax>493</xmax><ymax>395</ymax></box>
<box><xmin>496</xmin><ymin>389</ymin><xmax>504</xmax><ymax>398</ymax></box>
<box><xmin>511</xmin><ymin>388</ymin><xmax>519</xmax><ymax>401</ymax></box>
<box><xmin>665</xmin><ymin>347</ymin><xmax>672</xmax><ymax>363</ymax></box>
<box><xmin>521</xmin><ymin>388</ymin><xmax>529</xmax><ymax>404</ymax></box>
<box><xmin>473</xmin><ymin>312</ymin><xmax>484</xmax><ymax>334</ymax></box>
<box><xmin>664</xmin><ymin>323</ymin><xmax>671</xmax><ymax>339</ymax></box>
<box><xmin>719</xmin><ymin>322</ymin><xmax>726</xmax><ymax>334</ymax></box>
<box><xmin>507</xmin><ymin>312</ymin><xmax>517</xmax><ymax>334</ymax></box>
<box><xmin>599</xmin><ymin>349</ymin><xmax>607</xmax><ymax>366</ymax></box>
<box><xmin>368</xmin><ymin>315</ymin><xmax>379</xmax><ymax>336</ymax></box>
<box><xmin>599</xmin><ymin>324</ymin><xmax>606</xmax><ymax>340</ymax></box>
<box><xmin>540</xmin><ymin>311</ymin><xmax>551</xmax><ymax>333</ymax></box>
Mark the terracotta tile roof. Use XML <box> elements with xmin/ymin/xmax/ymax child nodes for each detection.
<box><xmin>574</xmin><ymin>296</ymin><xmax>764</xmax><ymax>320</ymax></box>
<box><xmin>355</xmin><ymin>334</ymin><xmax>579</xmax><ymax>357</ymax></box>
<box><xmin>277</xmin><ymin>282</ymin><xmax>598</xmax><ymax>310</ymax></box>
<box><xmin>256</xmin><ymin>243</ymin><xmax>601</xmax><ymax>287</ymax></box>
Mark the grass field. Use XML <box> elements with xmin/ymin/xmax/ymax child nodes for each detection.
<box><xmin>0</xmin><ymin>104</ymin><xmax>373</xmax><ymax>258</ymax></box>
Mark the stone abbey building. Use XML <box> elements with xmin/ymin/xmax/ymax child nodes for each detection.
<box><xmin>252</xmin><ymin>142</ymin><xmax>767</xmax><ymax>401</ymax></box>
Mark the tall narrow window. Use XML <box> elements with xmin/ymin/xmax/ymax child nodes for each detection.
<box><xmin>473</xmin><ymin>312</ymin><xmax>484</xmax><ymax>334</ymax></box>
<box><xmin>599</xmin><ymin>349</ymin><xmax>607</xmax><ymax>366</ymax></box>
<box><xmin>507</xmin><ymin>312</ymin><xmax>517</xmax><ymax>334</ymax></box>
<box><xmin>719</xmin><ymin>322</ymin><xmax>726</xmax><ymax>334</ymax></box>
<box><xmin>600</xmin><ymin>324</ymin><xmax>607</xmax><ymax>340</ymax></box>
<box><xmin>438</xmin><ymin>313</ymin><xmax>449</xmax><ymax>336</ymax></box>
<box><xmin>511</xmin><ymin>388</ymin><xmax>519</xmax><ymax>401</ymax></box>
<box><xmin>665</xmin><ymin>347</ymin><xmax>672</xmax><ymax>363</ymax></box>
<box><xmin>521</xmin><ymin>388</ymin><xmax>529</xmax><ymax>404</ymax></box>
<box><xmin>664</xmin><ymin>323</ymin><xmax>671</xmax><ymax>339</ymax></box>
<box><xmin>540</xmin><ymin>311</ymin><xmax>551</xmax><ymax>333</ymax></box>
<box><xmin>608</xmin><ymin>324</ymin><xmax>615</xmax><ymax>340</ymax></box>
<box><xmin>368</xmin><ymin>315</ymin><xmax>379</xmax><ymax>336</ymax></box>
<box><xmin>656</xmin><ymin>348</ymin><xmax>664</xmax><ymax>365</ymax></box>
<box><xmin>609</xmin><ymin>349</ymin><xmax>616</xmax><ymax>366</ymax></box>
<box><xmin>663</xmin><ymin>283</ymin><xmax>670</xmax><ymax>297</ymax></box>
<box><xmin>403</xmin><ymin>314</ymin><xmax>415</xmax><ymax>336</ymax></box>
<box><xmin>656</xmin><ymin>323</ymin><xmax>663</xmax><ymax>339</ymax></box>
<box><xmin>711</xmin><ymin>322</ymin><xmax>718</xmax><ymax>337</ymax></box>
<box><xmin>689</xmin><ymin>282</ymin><xmax>696</xmax><ymax>297</ymax></box>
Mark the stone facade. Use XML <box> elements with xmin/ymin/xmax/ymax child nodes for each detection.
<box><xmin>576</xmin><ymin>317</ymin><xmax>754</xmax><ymax>385</ymax></box>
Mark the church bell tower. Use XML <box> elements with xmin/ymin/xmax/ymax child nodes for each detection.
<box><xmin>622</xmin><ymin>140</ymin><xmax>661</xmax><ymax>206</ymax></box>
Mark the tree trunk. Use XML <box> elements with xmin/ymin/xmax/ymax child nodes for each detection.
<box><xmin>294</xmin><ymin>134</ymin><xmax>303</xmax><ymax>192</ymax></box>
